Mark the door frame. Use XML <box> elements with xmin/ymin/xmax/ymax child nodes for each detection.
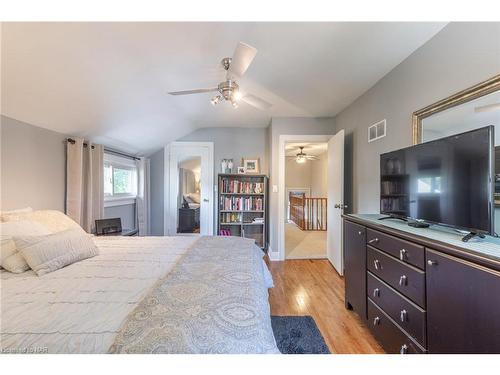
<box><xmin>278</xmin><ymin>134</ymin><xmax>333</xmax><ymax>261</ymax></box>
<box><xmin>163</xmin><ymin>141</ymin><xmax>214</xmax><ymax>236</ymax></box>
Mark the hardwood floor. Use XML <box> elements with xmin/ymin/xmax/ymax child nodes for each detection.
<box><xmin>266</xmin><ymin>258</ymin><xmax>384</xmax><ymax>354</ymax></box>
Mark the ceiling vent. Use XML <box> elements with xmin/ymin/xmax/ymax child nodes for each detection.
<box><xmin>368</xmin><ymin>119</ymin><xmax>386</xmax><ymax>143</ymax></box>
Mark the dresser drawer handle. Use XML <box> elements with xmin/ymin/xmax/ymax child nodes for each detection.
<box><xmin>400</xmin><ymin>309</ymin><xmax>407</xmax><ymax>322</ymax></box>
<box><xmin>373</xmin><ymin>288</ymin><xmax>380</xmax><ymax>298</ymax></box>
<box><xmin>373</xmin><ymin>316</ymin><xmax>380</xmax><ymax>326</ymax></box>
<box><xmin>358</xmin><ymin>231</ymin><xmax>363</xmax><ymax>236</ymax></box>
<box><xmin>368</xmin><ymin>238</ymin><xmax>379</xmax><ymax>244</ymax></box>
<box><xmin>400</xmin><ymin>344</ymin><xmax>408</xmax><ymax>354</ymax></box>
<box><xmin>373</xmin><ymin>259</ymin><xmax>381</xmax><ymax>270</ymax></box>
<box><xmin>427</xmin><ymin>259</ymin><xmax>438</xmax><ymax>266</ymax></box>
<box><xmin>399</xmin><ymin>248</ymin><xmax>407</xmax><ymax>261</ymax></box>
<box><xmin>399</xmin><ymin>275</ymin><xmax>407</xmax><ymax>286</ymax></box>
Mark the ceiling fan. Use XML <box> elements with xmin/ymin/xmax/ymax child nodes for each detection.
<box><xmin>287</xmin><ymin>147</ymin><xmax>319</xmax><ymax>164</ymax></box>
<box><xmin>168</xmin><ymin>42</ymin><xmax>272</xmax><ymax>110</ymax></box>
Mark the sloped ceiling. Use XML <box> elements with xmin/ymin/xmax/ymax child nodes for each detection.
<box><xmin>1</xmin><ymin>22</ymin><xmax>447</xmax><ymax>154</ymax></box>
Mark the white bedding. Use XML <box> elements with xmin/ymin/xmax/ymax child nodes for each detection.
<box><xmin>0</xmin><ymin>235</ymin><xmax>199</xmax><ymax>354</ymax></box>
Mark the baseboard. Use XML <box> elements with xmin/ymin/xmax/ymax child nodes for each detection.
<box><xmin>268</xmin><ymin>246</ymin><xmax>281</xmax><ymax>261</ymax></box>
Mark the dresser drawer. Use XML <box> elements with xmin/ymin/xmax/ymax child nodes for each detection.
<box><xmin>368</xmin><ymin>299</ymin><xmax>425</xmax><ymax>354</ymax></box>
<box><xmin>367</xmin><ymin>228</ymin><xmax>425</xmax><ymax>269</ymax></box>
<box><xmin>367</xmin><ymin>246</ymin><xmax>426</xmax><ymax>307</ymax></box>
<box><xmin>368</xmin><ymin>272</ymin><xmax>426</xmax><ymax>347</ymax></box>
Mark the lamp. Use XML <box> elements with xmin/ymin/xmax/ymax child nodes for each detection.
<box><xmin>296</xmin><ymin>155</ymin><xmax>306</xmax><ymax>164</ymax></box>
<box><xmin>211</xmin><ymin>95</ymin><xmax>222</xmax><ymax>106</ymax></box>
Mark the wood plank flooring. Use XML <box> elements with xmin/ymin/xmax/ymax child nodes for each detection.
<box><xmin>266</xmin><ymin>258</ymin><xmax>384</xmax><ymax>354</ymax></box>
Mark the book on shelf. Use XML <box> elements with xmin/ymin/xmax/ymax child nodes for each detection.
<box><xmin>220</xmin><ymin>212</ymin><xmax>241</xmax><ymax>224</ymax></box>
<box><xmin>220</xmin><ymin>196</ymin><xmax>263</xmax><ymax>211</ymax></box>
<box><xmin>219</xmin><ymin>178</ymin><xmax>264</xmax><ymax>194</ymax></box>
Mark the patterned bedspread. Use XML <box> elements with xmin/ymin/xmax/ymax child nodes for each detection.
<box><xmin>109</xmin><ymin>236</ymin><xmax>279</xmax><ymax>354</ymax></box>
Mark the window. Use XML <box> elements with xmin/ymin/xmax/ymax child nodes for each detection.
<box><xmin>104</xmin><ymin>153</ymin><xmax>138</xmax><ymax>206</ymax></box>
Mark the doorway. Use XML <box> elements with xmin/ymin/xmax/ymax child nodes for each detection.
<box><xmin>284</xmin><ymin>143</ymin><xmax>327</xmax><ymax>259</ymax></box>
<box><xmin>278</xmin><ymin>131</ymin><xmax>346</xmax><ymax>275</ymax></box>
<box><xmin>166</xmin><ymin>142</ymin><xmax>214</xmax><ymax>236</ymax></box>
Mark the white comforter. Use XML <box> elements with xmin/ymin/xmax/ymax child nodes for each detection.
<box><xmin>0</xmin><ymin>236</ymin><xmax>199</xmax><ymax>354</ymax></box>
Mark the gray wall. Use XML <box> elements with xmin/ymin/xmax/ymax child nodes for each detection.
<box><xmin>1</xmin><ymin>115</ymin><xmax>138</xmax><ymax>230</ymax></box>
<box><xmin>104</xmin><ymin>203</ymin><xmax>136</xmax><ymax>230</ymax></box>
<box><xmin>150</xmin><ymin>147</ymin><xmax>165</xmax><ymax>235</ymax></box>
<box><xmin>268</xmin><ymin>117</ymin><xmax>336</xmax><ymax>253</ymax></box>
<box><xmin>179</xmin><ymin>127</ymin><xmax>269</xmax><ymax>177</ymax></box>
<box><xmin>1</xmin><ymin>115</ymin><xmax>66</xmax><ymax>211</ymax></box>
<box><xmin>335</xmin><ymin>22</ymin><xmax>500</xmax><ymax>214</ymax></box>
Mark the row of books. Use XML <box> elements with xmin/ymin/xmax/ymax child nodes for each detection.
<box><xmin>219</xmin><ymin>179</ymin><xmax>264</xmax><ymax>194</ymax></box>
<box><xmin>381</xmin><ymin>180</ymin><xmax>406</xmax><ymax>195</ymax></box>
<box><xmin>220</xmin><ymin>196</ymin><xmax>264</xmax><ymax>211</ymax></box>
<box><xmin>220</xmin><ymin>212</ymin><xmax>241</xmax><ymax>223</ymax></box>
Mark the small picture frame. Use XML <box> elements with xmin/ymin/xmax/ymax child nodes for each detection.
<box><xmin>237</xmin><ymin>166</ymin><xmax>246</xmax><ymax>174</ymax></box>
<box><xmin>242</xmin><ymin>158</ymin><xmax>260</xmax><ymax>174</ymax></box>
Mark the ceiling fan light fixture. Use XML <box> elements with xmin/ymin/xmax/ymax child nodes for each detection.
<box><xmin>211</xmin><ymin>95</ymin><xmax>222</xmax><ymax>106</ymax></box>
<box><xmin>231</xmin><ymin>100</ymin><xmax>239</xmax><ymax>109</ymax></box>
<box><xmin>233</xmin><ymin>90</ymin><xmax>243</xmax><ymax>102</ymax></box>
<box><xmin>296</xmin><ymin>155</ymin><xmax>306</xmax><ymax>164</ymax></box>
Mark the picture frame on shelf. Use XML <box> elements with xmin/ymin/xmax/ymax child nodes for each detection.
<box><xmin>237</xmin><ymin>166</ymin><xmax>246</xmax><ymax>174</ymax></box>
<box><xmin>242</xmin><ymin>158</ymin><xmax>260</xmax><ymax>174</ymax></box>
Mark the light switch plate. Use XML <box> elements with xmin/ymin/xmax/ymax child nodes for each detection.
<box><xmin>272</xmin><ymin>185</ymin><xmax>278</xmax><ymax>193</ymax></box>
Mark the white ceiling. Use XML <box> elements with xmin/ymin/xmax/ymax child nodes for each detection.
<box><xmin>1</xmin><ymin>22</ymin><xmax>447</xmax><ymax>154</ymax></box>
<box><xmin>285</xmin><ymin>142</ymin><xmax>328</xmax><ymax>156</ymax></box>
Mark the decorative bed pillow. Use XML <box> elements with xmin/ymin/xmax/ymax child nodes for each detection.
<box><xmin>185</xmin><ymin>193</ymin><xmax>201</xmax><ymax>204</ymax></box>
<box><xmin>14</xmin><ymin>228</ymin><xmax>99</xmax><ymax>276</ymax></box>
<box><xmin>1</xmin><ymin>210</ymin><xmax>84</xmax><ymax>234</ymax></box>
<box><xmin>1</xmin><ymin>220</ymin><xmax>52</xmax><ymax>272</ymax></box>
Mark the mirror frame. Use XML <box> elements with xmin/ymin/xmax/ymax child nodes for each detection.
<box><xmin>412</xmin><ymin>74</ymin><xmax>500</xmax><ymax>145</ymax></box>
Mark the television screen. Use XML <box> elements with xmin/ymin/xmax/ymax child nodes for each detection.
<box><xmin>380</xmin><ymin>126</ymin><xmax>494</xmax><ymax>234</ymax></box>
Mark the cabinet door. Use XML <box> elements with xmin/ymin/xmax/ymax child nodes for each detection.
<box><xmin>426</xmin><ymin>249</ymin><xmax>500</xmax><ymax>353</ymax></box>
<box><xmin>343</xmin><ymin>220</ymin><xmax>367</xmax><ymax>318</ymax></box>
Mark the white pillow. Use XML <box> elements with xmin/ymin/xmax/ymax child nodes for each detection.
<box><xmin>14</xmin><ymin>229</ymin><xmax>99</xmax><ymax>276</ymax></box>
<box><xmin>186</xmin><ymin>193</ymin><xmax>200</xmax><ymax>204</ymax></box>
<box><xmin>1</xmin><ymin>220</ymin><xmax>52</xmax><ymax>272</ymax></box>
<box><xmin>1</xmin><ymin>210</ymin><xmax>84</xmax><ymax>234</ymax></box>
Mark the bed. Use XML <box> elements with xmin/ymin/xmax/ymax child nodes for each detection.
<box><xmin>0</xmin><ymin>212</ymin><xmax>279</xmax><ymax>354</ymax></box>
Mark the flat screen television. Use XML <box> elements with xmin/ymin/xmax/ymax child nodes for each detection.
<box><xmin>380</xmin><ymin>126</ymin><xmax>494</xmax><ymax>236</ymax></box>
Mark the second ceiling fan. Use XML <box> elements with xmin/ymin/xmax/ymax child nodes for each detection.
<box><xmin>168</xmin><ymin>42</ymin><xmax>272</xmax><ymax>110</ymax></box>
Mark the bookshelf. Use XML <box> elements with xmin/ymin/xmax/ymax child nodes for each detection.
<box><xmin>217</xmin><ymin>173</ymin><xmax>268</xmax><ymax>250</ymax></box>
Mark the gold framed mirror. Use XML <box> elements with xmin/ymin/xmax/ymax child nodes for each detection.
<box><xmin>412</xmin><ymin>74</ymin><xmax>500</xmax><ymax>145</ymax></box>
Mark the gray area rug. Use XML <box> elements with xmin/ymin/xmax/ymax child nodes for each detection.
<box><xmin>271</xmin><ymin>315</ymin><xmax>330</xmax><ymax>354</ymax></box>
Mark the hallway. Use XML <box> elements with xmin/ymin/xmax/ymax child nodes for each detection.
<box><xmin>285</xmin><ymin>222</ymin><xmax>326</xmax><ymax>259</ymax></box>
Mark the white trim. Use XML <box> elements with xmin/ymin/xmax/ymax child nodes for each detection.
<box><xmin>104</xmin><ymin>197</ymin><xmax>136</xmax><ymax>208</ymax></box>
<box><xmin>267</xmin><ymin>246</ymin><xmax>281</xmax><ymax>261</ymax></box>
<box><xmin>368</xmin><ymin>119</ymin><xmax>386</xmax><ymax>143</ymax></box>
<box><xmin>278</xmin><ymin>134</ymin><xmax>333</xmax><ymax>261</ymax></box>
<box><xmin>164</xmin><ymin>141</ymin><xmax>214</xmax><ymax>236</ymax></box>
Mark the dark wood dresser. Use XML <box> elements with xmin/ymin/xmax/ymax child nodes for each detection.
<box><xmin>343</xmin><ymin>214</ymin><xmax>500</xmax><ymax>354</ymax></box>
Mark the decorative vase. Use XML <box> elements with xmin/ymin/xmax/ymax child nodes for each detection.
<box><xmin>227</xmin><ymin>159</ymin><xmax>233</xmax><ymax>174</ymax></box>
<box><xmin>221</xmin><ymin>159</ymin><xmax>227</xmax><ymax>173</ymax></box>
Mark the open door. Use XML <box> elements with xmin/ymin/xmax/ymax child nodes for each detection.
<box><xmin>327</xmin><ymin>129</ymin><xmax>345</xmax><ymax>275</ymax></box>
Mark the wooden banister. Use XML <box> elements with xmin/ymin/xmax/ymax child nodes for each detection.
<box><xmin>289</xmin><ymin>194</ymin><xmax>327</xmax><ymax>231</ymax></box>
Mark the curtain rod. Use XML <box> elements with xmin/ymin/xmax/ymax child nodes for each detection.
<box><xmin>66</xmin><ymin>138</ymin><xmax>140</xmax><ymax>160</ymax></box>
<box><xmin>104</xmin><ymin>147</ymin><xmax>141</xmax><ymax>161</ymax></box>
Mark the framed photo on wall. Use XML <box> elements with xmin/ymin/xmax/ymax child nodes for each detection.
<box><xmin>242</xmin><ymin>158</ymin><xmax>260</xmax><ymax>174</ymax></box>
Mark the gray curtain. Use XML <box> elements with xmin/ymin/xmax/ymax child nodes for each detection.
<box><xmin>66</xmin><ymin>138</ymin><xmax>104</xmax><ymax>233</ymax></box>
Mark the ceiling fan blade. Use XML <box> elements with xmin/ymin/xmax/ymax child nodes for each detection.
<box><xmin>227</xmin><ymin>42</ymin><xmax>257</xmax><ymax>78</ymax></box>
<box><xmin>306</xmin><ymin>155</ymin><xmax>319</xmax><ymax>160</ymax></box>
<box><xmin>168</xmin><ymin>88</ymin><xmax>218</xmax><ymax>96</ymax></box>
<box><xmin>241</xmin><ymin>94</ymin><xmax>272</xmax><ymax>111</ymax></box>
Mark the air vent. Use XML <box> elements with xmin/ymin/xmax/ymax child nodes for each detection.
<box><xmin>368</xmin><ymin>119</ymin><xmax>386</xmax><ymax>143</ymax></box>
